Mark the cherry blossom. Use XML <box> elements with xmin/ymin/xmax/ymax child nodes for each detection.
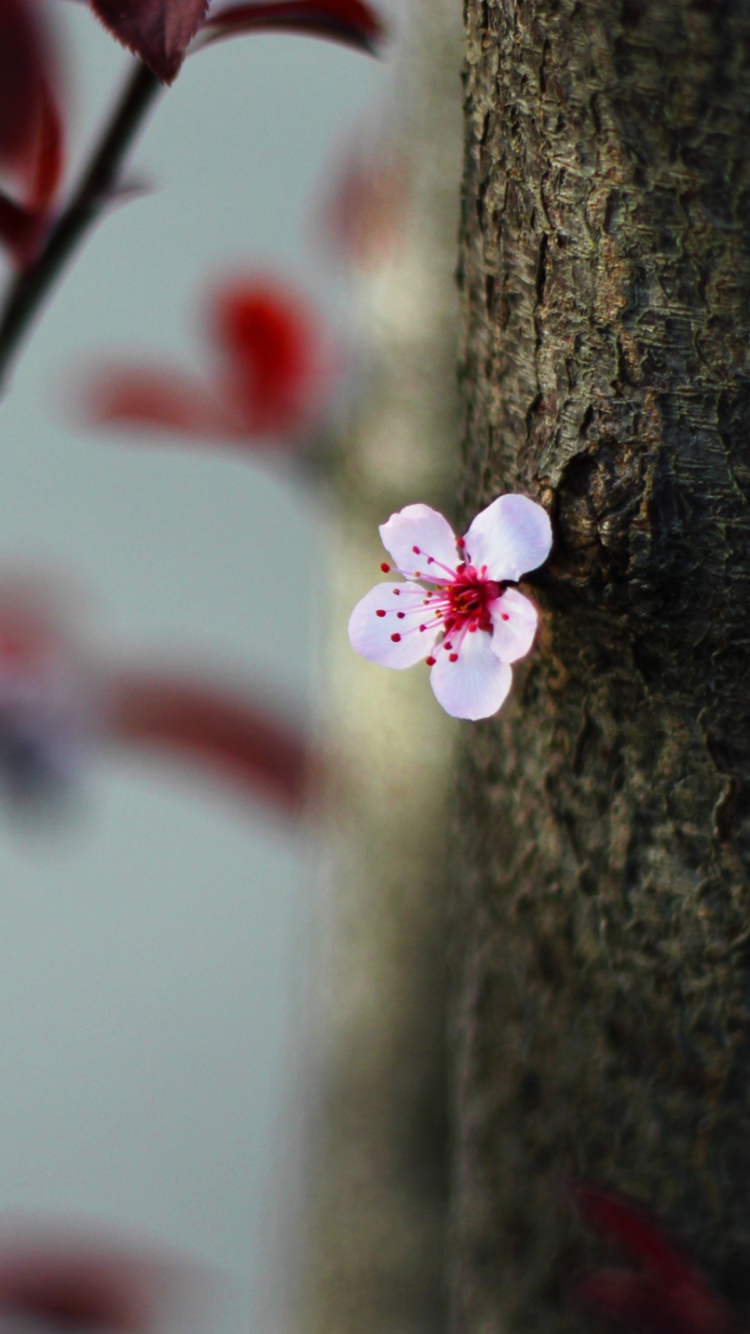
<box><xmin>348</xmin><ymin>495</ymin><xmax>552</xmax><ymax>720</ymax></box>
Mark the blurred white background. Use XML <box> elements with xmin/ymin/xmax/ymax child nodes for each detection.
<box><xmin>0</xmin><ymin>5</ymin><xmax>396</xmax><ymax>1331</ymax></box>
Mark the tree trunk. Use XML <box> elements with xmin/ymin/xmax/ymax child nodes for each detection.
<box><xmin>453</xmin><ymin>2</ymin><xmax>750</xmax><ymax>1330</ymax></box>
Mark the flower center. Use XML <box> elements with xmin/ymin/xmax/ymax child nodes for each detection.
<box><xmin>443</xmin><ymin>564</ymin><xmax>501</xmax><ymax>636</ymax></box>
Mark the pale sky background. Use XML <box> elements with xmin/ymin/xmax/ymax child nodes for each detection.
<box><xmin>0</xmin><ymin>6</ymin><xmax>397</xmax><ymax>1333</ymax></box>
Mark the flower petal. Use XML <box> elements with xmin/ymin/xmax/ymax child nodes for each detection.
<box><xmin>429</xmin><ymin>630</ymin><xmax>512</xmax><ymax>720</ymax></box>
<box><xmin>490</xmin><ymin>587</ymin><xmax>538</xmax><ymax>663</ymax></box>
<box><xmin>378</xmin><ymin>504</ymin><xmax>459</xmax><ymax>580</ymax></box>
<box><xmin>463</xmin><ymin>494</ymin><xmax>552</xmax><ymax>581</ymax></box>
<box><xmin>348</xmin><ymin>581</ymin><xmax>439</xmax><ymax>668</ymax></box>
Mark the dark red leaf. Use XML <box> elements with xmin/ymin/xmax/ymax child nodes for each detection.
<box><xmin>31</xmin><ymin>80</ymin><xmax>65</xmax><ymax>208</ymax></box>
<box><xmin>0</xmin><ymin>0</ymin><xmax>49</xmax><ymax>172</ymax></box>
<box><xmin>0</xmin><ymin>0</ymin><xmax>64</xmax><ymax>265</ymax></box>
<box><xmin>200</xmin><ymin>0</ymin><xmax>385</xmax><ymax>55</ymax></box>
<box><xmin>109</xmin><ymin>671</ymin><xmax>311</xmax><ymax>813</ymax></box>
<box><xmin>89</xmin><ymin>0</ymin><xmax>209</xmax><ymax>82</ymax></box>
<box><xmin>574</xmin><ymin>1185</ymin><xmax>690</xmax><ymax>1284</ymax></box>
<box><xmin>572</xmin><ymin>1186</ymin><xmax>741</xmax><ymax>1334</ymax></box>
<box><xmin>575</xmin><ymin>1270</ymin><xmax>739</xmax><ymax>1334</ymax></box>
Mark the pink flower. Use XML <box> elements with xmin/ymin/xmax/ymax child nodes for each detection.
<box><xmin>348</xmin><ymin>495</ymin><xmax>552</xmax><ymax>720</ymax></box>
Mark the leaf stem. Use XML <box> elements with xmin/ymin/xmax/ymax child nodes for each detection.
<box><xmin>0</xmin><ymin>60</ymin><xmax>162</xmax><ymax>393</ymax></box>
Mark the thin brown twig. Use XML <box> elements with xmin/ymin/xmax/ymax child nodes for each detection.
<box><xmin>0</xmin><ymin>60</ymin><xmax>163</xmax><ymax>393</ymax></box>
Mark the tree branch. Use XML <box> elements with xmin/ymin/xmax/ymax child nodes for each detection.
<box><xmin>0</xmin><ymin>60</ymin><xmax>162</xmax><ymax>393</ymax></box>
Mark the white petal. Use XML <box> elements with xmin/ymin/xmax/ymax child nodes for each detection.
<box><xmin>463</xmin><ymin>494</ymin><xmax>552</xmax><ymax>581</ymax></box>
<box><xmin>429</xmin><ymin>630</ymin><xmax>513</xmax><ymax>719</ymax></box>
<box><xmin>379</xmin><ymin>504</ymin><xmax>459</xmax><ymax>580</ymax></box>
<box><xmin>348</xmin><ymin>581</ymin><xmax>441</xmax><ymax>669</ymax></box>
<box><xmin>489</xmin><ymin>588</ymin><xmax>538</xmax><ymax>663</ymax></box>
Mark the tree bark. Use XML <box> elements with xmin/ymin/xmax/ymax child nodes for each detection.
<box><xmin>453</xmin><ymin>2</ymin><xmax>750</xmax><ymax>1330</ymax></box>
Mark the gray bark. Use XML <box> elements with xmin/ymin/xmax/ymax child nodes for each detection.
<box><xmin>453</xmin><ymin>1</ymin><xmax>750</xmax><ymax>1330</ymax></box>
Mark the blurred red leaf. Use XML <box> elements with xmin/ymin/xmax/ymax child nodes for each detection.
<box><xmin>200</xmin><ymin>0</ymin><xmax>385</xmax><ymax>54</ymax></box>
<box><xmin>0</xmin><ymin>577</ymin><xmax>313</xmax><ymax>819</ymax></box>
<box><xmin>0</xmin><ymin>1248</ymin><xmax>159</xmax><ymax>1330</ymax></box>
<box><xmin>572</xmin><ymin>1185</ymin><xmax>741</xmax><ymax>1334</ymax></box>
<box><xmin>80</xmin><ymin>273</ymin><xmax>333</xmax><ymax>453</ymax></box>
<box><xmin>213</xmin><ymin>277</ymin><xmax>326</xmax><ymax>434</ymax></box>
<box><xmin>83</xmin><ymin>366</ymin><xmax>230</xmax><ymax>436</ymax></box>
<box><xmin>109</xmin><ymin>670</ymin><xmax>311</xmax><ymax>812</ymax></box>
<box><xmin>89</xmin><ymin>0</ymin><xmax>209</xmax><ymax>82</ymax></box>
<box><xmin>0</xmin><ymin>1228</ymin><xmax>197</xmax><ymax>1334</ymax></box>
<box><xmin>318</xmin><ymin>143</ymin><xmax>406</xmax><ymax>268</ymax></box>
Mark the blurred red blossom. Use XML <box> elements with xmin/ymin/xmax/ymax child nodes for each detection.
<box><xmin>84</xmin><ymin>0</ymin><xmax>384</xmax><ymax>84</ymax></box>
<box><xmin>0</xmin><ymin>575</ymin><xmax>312</xmax><ymax>818</ymax></box>
<box><xmin>79</xmin><ymin>275</ymin><xmax>336</xmax><ymax>454</ymax></box>
<box><xmin>572</xmin><ymin>1183</ymin><xmax>741</xmax><ymax>1334</ymax></box>
<box><xmin>0</xmin><ymin>0</ymin><xmax>64</xmax><ymax>267</ymax></box>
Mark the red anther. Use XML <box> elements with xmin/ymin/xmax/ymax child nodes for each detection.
<box><xmin>393</xmin><ymin>588</ymin><xmax>400</xmax><ymax>595</ymax></box>
<box><xmin>444</xmin><ymin>641</ymin><xmax>452</xmax><ymax>650</ymax></box>
<box><xmin>456</xmin><ymin>561</ymin><xmax>465</xmax><ymax>572</ymax></box>
<box><xmin>456</xmin><ymin>536</ymin><xmax>465</xmax><ymax>548</ymax></box>
<box><xmin>412</xmin><ymin>546</ymin><xmax>420</xmax><ymax>554</ymax></box>
<box><xmin>449</xmin><ymin>653</ymin><xmax>458</xmax><ymax>662</ymax></box>
<box><xmin>419</xmin><ymin>625</ymin><xmax>426</xmax><ymax>632</ymax></box>
<box><xmin>397</xmin><ymin>612</ymin><xmax>405</xmax><ymax>619</ymax></box>
<box><xmin>426</xmin><ymin>656</ymin><xmax>436</xmax><ymax>666</ymax></box>
<box><xmin>376</xmin><ymin>609</ymin><xmax>386</xmax><ymax>617</ymax></box>
<box><xmin>501</xmin><ymin>612</ymin><xmax>509</xmax><ymax>621</ymax></box>
<box><xmin>427</xmin><ymin>557</ymin><xmax>434</xmax><ymax>564</ymax></box>
<box><xmin>469</xmin><ymin>623</ymin><xmax>478</xmax><ymax>632</ymax></box>
<box><xmin>390</xmin><ymin>633</ymin><xmax>401</xmax><ymax>642</ymax></box>
<box><xmin>380</xmin><ymin>562</ymin><xmax>390</xmax><ymax>572</ymax></box>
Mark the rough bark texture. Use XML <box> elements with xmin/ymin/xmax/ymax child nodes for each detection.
<box><xmin>454</xmin><ymin>2</ymin><xmax>750</xmax><ymax>1331</ymax></box>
